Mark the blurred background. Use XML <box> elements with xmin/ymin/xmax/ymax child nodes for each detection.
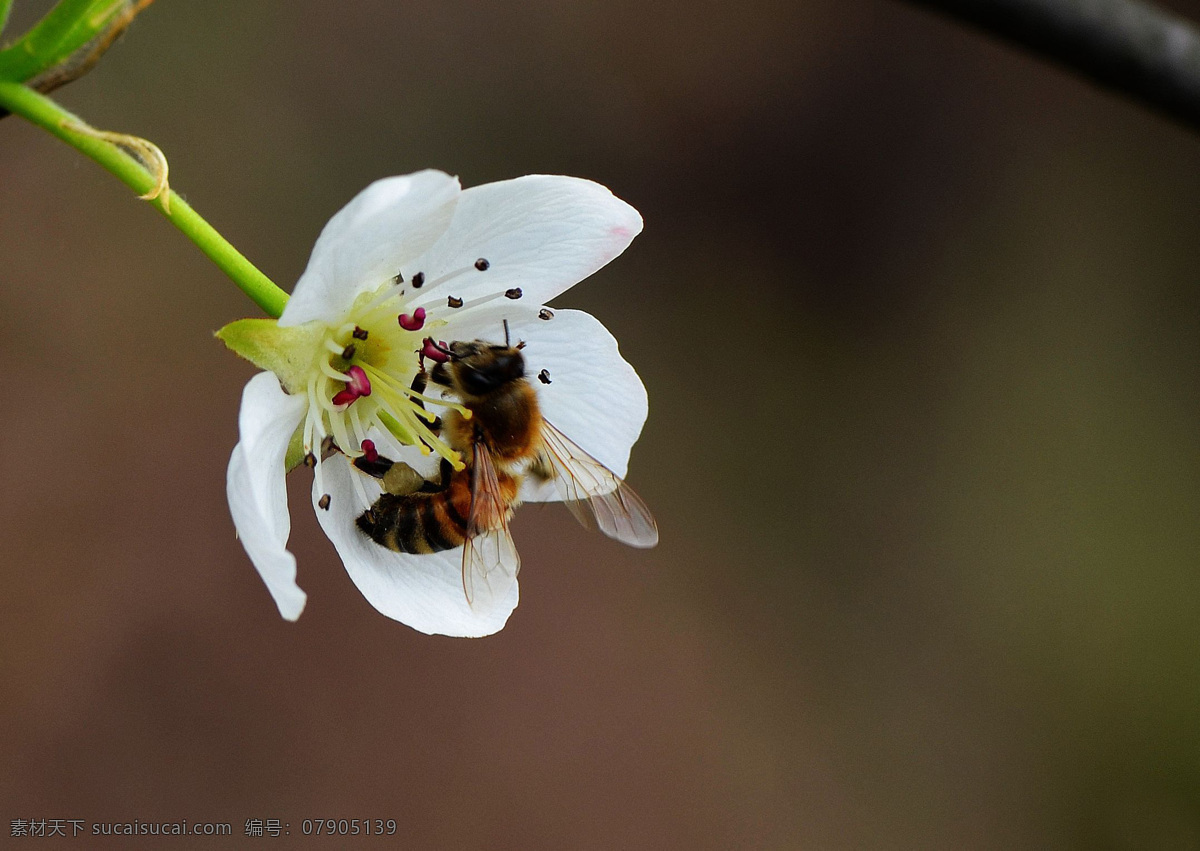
<box><xmin>3</xmin><ymin>0</ymin><xmax>1200</xmax><ymax>847</ymax></box>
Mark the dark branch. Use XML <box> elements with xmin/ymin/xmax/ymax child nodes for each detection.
<box><xmin>902</xmin><ymin>0</ymin><xmax>1200</xmax><ymax>131</ymax></box>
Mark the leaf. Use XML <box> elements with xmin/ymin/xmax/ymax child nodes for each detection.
<box><xmin>0</xmin><ymin>0</ymin><xmax>127</xmax><ymax>83</ymax></box>
<box><xmin>0</xmin><ymin>0</ymin><xmax>15</xmax><ymax>40</ymax></box>
<box><xmin>216</xmin><ymin>318</ymin><xmax>324</xmax><ymax>396</ymax></box>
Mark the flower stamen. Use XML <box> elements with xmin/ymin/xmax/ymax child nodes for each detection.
<box><xmin>321</xmin><ymin>360</ymin><xmax>352</xmax><ymax>382</ymax></box>
<box><xmin>411</xmin><ymin>258</ymin><xmax>493</xmax><ymax>293</ymax></box>
<box><xmin>361</xmin><ymin>363</ymin><xmax>470</xmax><ymax>417</ymax></box>
<box><xmin>454</xmin><ymin>290</ymin><xmax>513</xmax><ymax>313</ymax></box>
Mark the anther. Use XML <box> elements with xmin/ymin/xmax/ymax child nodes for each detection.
<box><xmin>474</xmin><ymin>258</ymin><xmax>491</xmax><ymax>271</ymax></box>
<box><xmin>393</xmin><ymin>271</ymin><xmax>404</xmax><ymax>285</ymax></box>
<box><xmin>303</xmin><ymin>452</ymin><xmax>317</xmax><ymax>468</ymax></box>
<box><xmin>398</xmin><ymin>306</ymin><xmax>426</xmax><ymax>331</ymax></box>
<box><xmin>505</xmin><ymin>288</ymin><xmax>523</xmax><ymax>300</ymax></box>
<box><xmin>538</xmin><ymin>369</ymin><xmax>552</xmax><ymax>384</ymax></box>
<box><xmin>412</xmin><ymin>272</ymin><xmax>426</xmax><ymax>288</ymax></box>
<box><xmin>321</xmin><ymin>435</ymin><xmax>337</xmax><ymax>459</ymax></box>
<box><xmin>352</xmin><ymin>327</ymin><xmax>369</xmax><ymax>340</ymax></box>
<box><xmin>341</xmin><ymin>344</ymin><xmax>357</xmax><ymax>360</ymax></box>
<box><xmin>361</xmin><ymin>439</ymin><xmax>379</xmax><ymax>463</ymax></box>
<box><xmin>318</xmin><ymin>494</ymin><xmax>331</xmax><ymax>511</ymax></box>
<box><xmin>421</xmin><ymin>338</ymin><xmax>451</xmax><ymax>363</ymax></box>
<box><xmin>447</xmin><ymin>296</ymin><xmax>463</xmax><ymax>309</ymax></box>
<box><xmin>539</xmin><ymin>308</ymin><xmax>554</xmax><ymax>320</ymax></box>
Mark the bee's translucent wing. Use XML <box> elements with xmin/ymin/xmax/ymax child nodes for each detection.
<box><xmin>462</xmin><ymin>441</ymin><xmax>520</xmax><ymax>611</ymax></box>
<box><xmin>538</xmin><ymin>420</ymin><xmax>659</xmax><ymax>548</ymax></box>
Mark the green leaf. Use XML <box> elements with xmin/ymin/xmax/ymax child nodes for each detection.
<box><xmin>0</xmin><ymin>0</ymin><xmax>127</xmax><ymax>83</ymax></box>
<box><xmin>0</xmin><ymin>0</ymin><xmax>15</xmax><ymax>39</ymax></box>
<box><xmin>216</xmin><ymin>317</ymin><xmax>323</xmax><ymax>395</ymax></box>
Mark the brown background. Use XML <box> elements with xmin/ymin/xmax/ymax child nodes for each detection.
<box><xmin>4</xmin><ymin>0</ymin><xmax>1200</xmax><ymax>847</ymax></box>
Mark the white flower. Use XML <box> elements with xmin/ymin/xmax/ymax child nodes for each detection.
<box><xmin>221</xmin><ymin>171</ymin><xmax>647</xmax><ymax>637</ymax></box>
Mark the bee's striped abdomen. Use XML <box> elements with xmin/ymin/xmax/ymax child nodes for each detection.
<box><xmin>357</xmin><ymin>476</ymin><xmax>472</xmax><ymax>554</ymax></box>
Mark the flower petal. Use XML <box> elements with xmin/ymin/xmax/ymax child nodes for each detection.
<box><xmin>227</xmin><ymin>372</ymin><xmax>308</xmax><ymax>620</ymax></box>
<box><xmin>443</xmin><ymin>306</ymin><xmax>649</xmax><ymax>503</ymax></box>
<box><xmin>281</xmin><ymin>170</ymin><xmax>461</xmax><ymax>327</ymax></box>
<box><xmin>311</xmin><ymin>457</ymin><xmax>518</xmax><ymax>637</ymax></box>
<box><xmin>406</xmin><ymin>175</ymin><xmax>642</xmax><ymax>310</ymax></box>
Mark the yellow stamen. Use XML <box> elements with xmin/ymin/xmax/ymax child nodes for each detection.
<box><xmin>361</xmin><ymin>364</ymin><xmax>472</xmax><ymax>417</ymax></box>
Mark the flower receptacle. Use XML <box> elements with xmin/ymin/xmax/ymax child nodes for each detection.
<box><xmin>216</xmin><ymin>317</ymin><xmax>323</xmax><ymax>395</ymax></box>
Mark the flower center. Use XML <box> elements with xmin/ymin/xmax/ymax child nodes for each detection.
<box><xmin>299</xmin><ymin>283</ymin><xmax>470</xmax><ymax>482</ymax></box>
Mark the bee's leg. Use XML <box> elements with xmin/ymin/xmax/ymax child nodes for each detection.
<box><xmin>352</xmin><ymin>453</ymin><xmax>427</xmax><ymax>496</ymax></box>
<box><xmin>417</xmin><ymin>457</ymin><xmax>455</xmax><ymax>493</ymax></box>
<box><xmin>429</xmin><ymin>361</ymin><xmax>452</xmax><ymax>389</ymax></box>
<box><xmin>351</xmin><ymin>452</ymin><xmax>392</xmax><ymax>480</ymax></box>
<box><xmin>411</xmin><ymin>369</ymin><xmax>442</xmax><ymax>435</ymax></box>
<box><xmin>382</xmin><ymin>462</ymin><xmax>428</xmax><ymax>496</ymax></box>
<box><xmin>528</xmin><ymin>452</ymin><xmax>554</xmax><ymax>483</ymax></box>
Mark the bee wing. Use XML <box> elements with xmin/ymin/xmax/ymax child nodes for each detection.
<box><xmin>538</xmin><ymin>420</ymin><xmax>659</xmax><ymax>548</ymax></box>
<box><xmin>462</xmin><ymin>440</ymin><xmax>521</xmax><ymax>611</ymax></box>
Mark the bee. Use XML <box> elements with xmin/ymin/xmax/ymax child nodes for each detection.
<box><xmin>354</xmin><ymin>324</ymin><xmax>658</xmax><ymax>612</ymax></box>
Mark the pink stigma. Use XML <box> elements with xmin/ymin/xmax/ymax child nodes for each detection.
<box><xmin>398</xmin><ymin>307</ymin><xmax>426</xmax><ymax>331</ymax></box>
<box><xmin>332</xmin><ymin>365</ymin><xmax>372</xmax><ymax>406</ymax></box>
<box><xmin>347</xmin><ymin>365</ymin><xmax>371</xmax><ymax>396</ymax></box>
<box><xmin>360</xmin><ymin>439</ymin><xmax>379</xmax><ymax>462</ymax></box>
<box><xmin>421</xmin><ymin>338</ymin><xmax>450</xmax><ymax>363</ymax></box>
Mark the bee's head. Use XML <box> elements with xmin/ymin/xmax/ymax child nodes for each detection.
<box><xmin>446</xmin><ymin>340</ymin><xmax>526</xmax><ymax>396</ymax></box>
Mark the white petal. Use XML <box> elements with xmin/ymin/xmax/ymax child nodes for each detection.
<box><xmin>281</xmin><ymin>170</ymin><xmax>461</xmax><ymax>327</ymax></box>
<box><xmin>444</xmin><ymin>306</ymin><xmax>648</xmax><ymax>503</ymax></box>
<box><xmin>406</xmin><ymin>175</ymin><xmax>641</xmax><ymax>310</ymax></box>
<box><xmin>311</xmin><ymin>457</ymin><xmax>518</xmax><ymax>637</ymax></box>
<box><xmin>522</xmin><ymin>308</ymin><xmax>648</xmax><ymax>484</ymax></box>
<box><xmin>227</xmin><ymin>372</ymin><xmax>308</xmax><ymax>620</ymax></box>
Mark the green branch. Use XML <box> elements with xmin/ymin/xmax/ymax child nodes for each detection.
<box><xmin>0</xmin><ymin>80</ymin><xmax>290</xmax><ymax>317</ymax></box>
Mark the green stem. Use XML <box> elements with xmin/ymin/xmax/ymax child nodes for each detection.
<box><xmin>0</xmin><ymin>81</ymin><xmax>289</xmax><ymax>317</ymax></box>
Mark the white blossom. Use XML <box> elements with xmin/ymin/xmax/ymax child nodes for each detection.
<box><xmin>222</xmin><ymin>171</ymin><xmax>647</xmax><ymax>636</ymax></box>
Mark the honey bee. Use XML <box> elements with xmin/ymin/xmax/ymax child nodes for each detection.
<box><xmin>354</xmin><ymin>325</ymin><xmax>658</xmax><ymax>612</ymax></box>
